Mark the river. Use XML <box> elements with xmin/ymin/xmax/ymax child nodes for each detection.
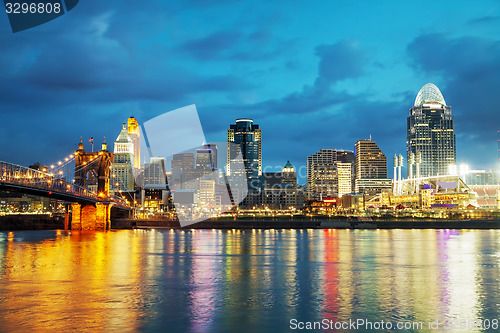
<box><xmin>0</xmin><ymin>229</ymin><xmax>499</xmax><ymax>332</ymax></box>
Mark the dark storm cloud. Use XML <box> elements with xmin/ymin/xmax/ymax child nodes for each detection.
<box><xmin>315</xmin><ymin>40</ymin><xmax>366</xmax><ymax>86</ymax></box>
<box><xmin>248</xmin><ymin>40</ymin><xmax>368</xmax><ymax>116</ymax></box>
<box><xmin>0</xmin><ymin>4</ymin><xmax>252</xmax><ymax>165</ymax></box>
<box><xmin>0</xmin><ymin>25</ymin><xmax>251</xmax><ymax>110</ymax></box>
<box><xmin>180</xmin><ymin>31</ymin><xmax>242</xmax><ymax>60</ymax></box>
<box><xmin>407</xmin><ymin>33</ymin><xmax>500</xmax><ymax>167</ymax></box>
<box><xmin>468</xmin><ymin>16</ymin><xmax>500</xmax><ymax>25</ymax></box>
<box><xmin>179</xmin><ymin>29</ymin><xmax>296</xmax><ymax>61</ymax></box>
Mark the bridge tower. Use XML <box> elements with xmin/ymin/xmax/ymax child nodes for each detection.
<box><xmin>74</xmin><ymin>138</ymin><xmax>113</xmax><ymax>197</ymax></box>
<box><xmin>70</xmin><ymin>139</ymin><xmax>114</xmax><ymax>231</ymax></box>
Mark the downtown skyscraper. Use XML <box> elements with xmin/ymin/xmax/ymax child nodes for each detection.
<box><xmin>127</xmin><ymin>116</ymin><xmax>141</xmax><ymax>171</ymax></box>
<box><xmin>407</xmin><ymin>83</ymin><xmax>456</xmax><ymax>177</ymax></box>
<box><xmin>196</xmin><ymin>143</ymin><xmax>218</xmax><ymax>170</ymax></box>
<box><xmin>227</xmin><ymin>118</ymin><xmax>262</xmax><ymax>192</ymax></box>
<box><xmin>111</xmin><ymin>123</ymin><xmax>135</xmax><ymax>192</ymax></box>
<box><xmin>355</xmin><ymin>139</ymin><xmax>391</xmax><ymax>195</ymax></box>
<box><xmin>306</xmin><ymin>149</ymin><xmax>355</xmax><ymax>200</ymax></box>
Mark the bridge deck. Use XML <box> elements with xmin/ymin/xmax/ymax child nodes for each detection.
<box><xmin>1</xmin><ymin>161</ymin><xmax>130</xmax><ymax>209</ymax></box>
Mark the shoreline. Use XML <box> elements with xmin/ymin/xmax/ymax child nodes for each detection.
<box><xmin>3</xmin><ymin>214</ymin><xmax>500</xmax><ymax>230</ymax></box>
<box><xmin>131</xmin><ymin>218</ymin><xmax>500</xmax><ymax>230</ymax></box>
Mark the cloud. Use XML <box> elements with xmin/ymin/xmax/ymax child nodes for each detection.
<box><xmin>0</xmin><ymin>4</ymin><xmax>253</xmax><ymax>167</ymax></box>
<box><xmin>315</xmin><ymin>40</ymin><xmax>366</xmax><ymax>86</ymax></box>
<box><xmin>179</xmin><ymin>29</ymin><xmax>296</xmax><ymax>61</ymax></box>
<box><xmin>0</xmin><ymin>14</ymin><xmax>252</xmax><ymax>111</ymax></box>
<box><xmin>468</xmin><ymin>16</ymin><xmax>500</xmax><ymax>25</ymax></box>
<box><xmin>180</xmin><ymin>31</ymin><xmax>242</xmax><ymax>60</ymax></box>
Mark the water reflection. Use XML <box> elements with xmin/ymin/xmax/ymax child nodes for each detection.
<box><xmin>0</xmin><ymin>229</ymin><xmax>499</xmax><ymax>332</ymax></box>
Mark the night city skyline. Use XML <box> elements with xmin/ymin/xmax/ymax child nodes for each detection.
<box><xmin>1</xmin><ymin>1</ymin><xmax>500</xmax><ymax>181</ymax></box>
<box><xmin>3</xmin><ymin>3</ymin><xmax>500</xmax><ymax>331</ymax></box>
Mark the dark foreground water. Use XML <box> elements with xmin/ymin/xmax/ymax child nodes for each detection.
<box><xmin>0</xmin><ymin>229</ymin><xmax>499</xmax><ymax>332</ymax></box>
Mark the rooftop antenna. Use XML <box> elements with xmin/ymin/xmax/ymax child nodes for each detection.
<box><xmin>369</xmin><ymin>134</ymin><xmax>372</xmax><ymax>141</ymax></box>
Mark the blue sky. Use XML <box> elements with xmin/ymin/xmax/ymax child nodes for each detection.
<box><xmin>1</xmin><ymin>0</ymin><xmax>500</xmax><ymax>183</ymax></box>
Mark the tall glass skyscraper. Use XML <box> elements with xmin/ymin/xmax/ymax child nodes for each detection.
<box><xmin>227</xmin><ymin>119</ymin><xmax>262</xmax><ymax>191</ymax></box>
<box><xmin>407</xmin><ymin>83</ymin><xmax>456</xmax><ymax>177</ymax></box>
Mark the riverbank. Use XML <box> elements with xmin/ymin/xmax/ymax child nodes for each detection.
<box><xmin>0</xmin><ymin>214</ymin><xmax>64</xmax><ymax>230</ymax></box>
<box><xmin>3</xmin><ymin>215</ymin><xmax>500</xmax><ymax>230</ymax></box>
<box><xmin>130</xmin><ymin>218</ymin><xmax>500</xmax><ymax>230</ymax></box>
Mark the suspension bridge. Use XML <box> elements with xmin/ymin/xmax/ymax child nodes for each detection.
<box><xmin>0</xmin><ymin>139</ymin><xmax>132</xmax><ymax>230</ymax></box>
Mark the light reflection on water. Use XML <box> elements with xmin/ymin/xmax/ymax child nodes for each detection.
<box><xmin>0</xmin><ymin>229</ymin><xmax>498</xmax><ymax>332</ymax></box>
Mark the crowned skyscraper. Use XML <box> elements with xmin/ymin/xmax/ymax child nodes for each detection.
<box><xmin>407</xmin><ymin>83</ymin><xmax>456</xmax><ymax>177</ymax></box>
<box><xmin>111</xmin><ymin>123</ymin><xmax>135</xmax><ymax>192</ymax></box>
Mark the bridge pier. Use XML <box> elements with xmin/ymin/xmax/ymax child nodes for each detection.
<box><xmin>70</xmin><ymin>203</ymin><xmax>111</xmax><ymax>231</ymax></box>
<box><xmin>71</xmin><ymin>203</ymin><xmax>82</xmax><ymax>230</ymax></box>
<box><xmin>64</xmin><ymin>204</ymin><xmax>70</xmax><ymax>231</ymax></box>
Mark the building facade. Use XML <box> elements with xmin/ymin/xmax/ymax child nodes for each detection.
<box><xmin>127</xmin><ymin>116</ymin><xmax>141</xmax><ymax>171</ymax></box>
<box><xmin>262</xmin><ymin>161</ymin><xmax>298</xmax><ymax>208</ymax></box>
<box><xmin>196</xmin><ymin>143</ymin><xmax>218</xmax><ymax>169</ymax></box>
<box><xmin>140</xmin><ymin>157</ymin><xmax>169</xmax><ymax>215</ymax></box>
<box><xmin>307</xmin><ymin>149</ymin><xmax>355</xmax><ymax>200</ymax></box>
<box><xmin>227</xmin><ymin>119</ymin><xmax>262</xmax><ymax>193</ymax></box>
<box><xmin>355</xmin><ymin>139</ymin><xmax>391</xmax><ymax>195</ymax></box>
<box><xmin>143</xmin><ymin>157</ymin><xmax>167</xmax><ymax>187</ymax></box>
<box><xmin>407</xmin><ymin>83</ymin><xmax>456</xmax><ymax>177</ymax></box>
<box><xmin>355</xmin><ymin>140</ymin><xmax>387</xmax><ymax>179</ymax></box>
<box><xmin>337</xmin><ymin>162</ymin><xmax>352</xmax><ymax>198</ymax></box>
<box><xmin>111</xmin><ymin>124</ymin><xmax>136</xmax><ymax>192</ymax></box>
<box><xmin>171</xmin><ymin>153</ymin><xmax>194</xmax><ymax>171</ymax></box>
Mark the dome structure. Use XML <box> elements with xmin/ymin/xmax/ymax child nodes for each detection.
<box><xmin>414</xmin><ymin>83</ymin><xmax>446</xmax><ymax>106</ymax></box>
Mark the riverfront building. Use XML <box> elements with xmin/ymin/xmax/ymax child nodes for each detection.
<box><xmin>262</xmin><ymin>161</ymin><xmax>299</xmax><ymax>208</ymax></box>
<box><xmin>141</xmin><ymin>157</ymin><xmax>168</xmax><ymax>214</ymax></box>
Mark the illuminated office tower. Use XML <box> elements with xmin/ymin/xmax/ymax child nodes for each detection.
<box><xmin>309</xmin><ymin>162</ymin><xmax>338</xmax><ymax>200</ymax></box>
<box><xmin>355</xmin><ymin>140</ymin><xmax>387</xmax><ymax>179</ymax></box>
<box><xmin>407</xmin><ymin>83</ymin><xmax>456</xmax><ymax>177</ymax></box>
<box><xmin>262</xmin><ymin>161</ymin><xmax>298</xmax><ymax>208</ymax></box>
<box><xmin>227</xmin><ymin>118</ymin><xmax>262</xmax><ymax>191</ymax></box>
<box><xmin>307</xmin><ymin>149</ymin><xmax>355</xmax><ymax>199</ymax></box>
<box><xmin>112</xmin><ymin>123</ymin><xmax>135</xmax><ymax>192</ymax></box>
<box><xmin>170</xmin><ymin>153</ymin><xmax>195</xmax><ymax>189</ymax></box>
<box><xmin>141</xmin><ymin>157</ymin><xmax>168</xmax><ymax>213</ymax></box>
<box><xmin>355</xmin><ymin>139</ymin><xmax>390</xmax><ymax>195</ymax></box>
<box><xmin>307</xmin><ymin>149</ymin><xmax>354</xmax><ymax>185</ymax></box>
<box><xmin>337</xmin><ymin>162</ymin><xmax>352</xmax><ymax>198</ymax></box>
<box><xmin>143</xmin><ymin>157</ymin><xmax>167</xmax><ymax>186</ymax></box>
<box><xmin>171</xmin><ymin>153</ymin><xmax>195</xmax><ymax>171</ymax></box>
<box><xmin>127</xmin><ymin>116</ymin><xmax>141</xmax><ymax>171</ymax></box>
<box><xmin>196</xmin><ymin>143</ymin><xmax>218</xmax><ymax>169</ymax></box>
